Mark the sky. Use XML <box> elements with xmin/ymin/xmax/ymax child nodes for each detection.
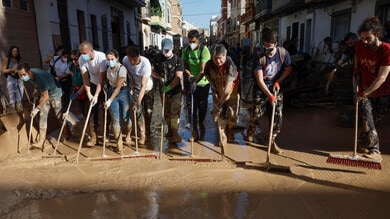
<box><xmin>181</xmin><ymin>0</ymin><xmax>221</xmax><ymax>29</ymax></box>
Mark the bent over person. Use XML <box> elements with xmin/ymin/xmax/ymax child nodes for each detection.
<box><xmin>202</xmin><ymin>44</ymin><xmax>240</xmax><ymax>145</ymax></box>
<box><xmin>246</xmin><ymin>28</ymin><xmax>292</xmax><ymax>154</ymax></box>
<box><xmin>354</xmin><ymin>16</ymin><xmax>390</xmax><ymax>160</ymax></box>
<box><xmin>152</xmin><ymin>38</ymin><xmax>184</xmax><ymax>144</ymax></box>
<box><xmin>17</xmin><ymin>63</ymin><xmax>69</xmax><ymax>149</ymax></box>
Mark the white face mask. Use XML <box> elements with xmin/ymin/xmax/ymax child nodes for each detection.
<box><xmin>164</xmin><ymin>50</ymin><xmax>173</xmax><ymax>58</ymax></box>
<box><xmin>190</xmin><ymin>43</ymin><xmax>198</xmax><ymax>50</ymax></box>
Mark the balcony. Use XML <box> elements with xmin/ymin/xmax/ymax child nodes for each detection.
<box><xmin>272</xmin><ymin>0</ymin><xmax>305</xmax><ymax>15</ymax></box>
<box><xmin>117</xmin><ymin>0</ymin><xmax>146</xmax><ymax>7</ymax></box>
<box><xmin>149</xmin><ymin>15</ymin><xmax>166</xmax><ymax>30</ymax></box>
<box><xmin>255</xmin><ymin>0</ymin><xmax>272</xmax><ymax>18</ymax></box>
<box><xmin>241</xmin><ymin>3</ymin><xmax>255</xmax><ymax>25</ymax></box>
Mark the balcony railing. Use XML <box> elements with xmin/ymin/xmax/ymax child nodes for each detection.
<box><xmin>255</xmin><ymin>0</ymin><xmax>272</xmax><ymax>17</ymax></box>
<box><xmin>241</xmin><ymin>5</ymin><xmax>254</xmax><ymax>24</ymax></box>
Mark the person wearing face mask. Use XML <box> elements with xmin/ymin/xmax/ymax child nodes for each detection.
<box><xmin>246</xmin><ymin>28</ymin><xmax>292</xmax><ymax>155</ymax></box>
<box><xmin>122</xmin><ymin>46</ymin><xmax>154</xmax><ymax>146</ymax></box>
<box><xmin>17</xmin><ymin>63</ymin><xmax>69</xmax><ymax>150</ymax></box>
<box><xmin>52</xmin><ymin>49</ymin><xmax>72</xmax><ymax>111</ymax></box>
<box><xmin>182</xmin><ymin>29</ymin><xmax>211</xmax><ymax>141</ymax></box>
<box><xmin>197</xmin><ymin>44</ymin><xmax>240</xmax><ymax>145</ymax></box>
<box><xmin>78</xmin><ymin>41</ymin><xmax>107</xmax><ymax>147</ymax></box>
<box><xmin>353</xmin><ymin>16</ymin><xmax>390</xmax><ymax>160</ymax></box>
<box><xmin>103</xmin><ymin>49</ymin><xmax>132</xmax><ymax>153</ymax></box>
<box><xmin>152</xmin><ymin>38</ymin><xmax>184</xmax><ymax>145</ymax></box>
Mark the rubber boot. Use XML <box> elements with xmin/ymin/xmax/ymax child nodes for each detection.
<box><xmin>87</xmin><ymin>122</ymin><xmax>97</xmax><ymax>147</ymax></box>
<box><xmin>227</xmin><ymin>126</ymin><xmax>234</xmax><ymax>143</ymax></box>
<box><xmin>271</xmin><ymin>140</ymin><xmax>283</xmax><ymax>155</ymax></box>
<box><xmin>169</xmin><ymin>129</ymin><xmax>182</xmax><ymax>143</ymax></box>
<box><xmin>139</xmin><ymin>131</ymin><xmax>146</xmax><ymax>145</ymax></box>
<box><xmin>124</xmin><ymin>125</ymin><xmax>132</xmax><ymax>146</ymax></box>
<box><xmin>32</xmin><ymin>128</ymin><xmax>47</xmax><ymax>150</ymax></box>
<box><xmin>246</xmin><ymin>125</ymin><xmax>255</xmax><ymax>142</ymax></box>
<box><xmin>113</xmin><ymin>128</ymin><xmax>123</xmax><ymax>154</ymax></box>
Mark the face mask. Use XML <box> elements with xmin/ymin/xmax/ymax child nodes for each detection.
<box><xmin>190</xmin><ymin>43</ymin><xmax>198</xmax><ymax>50</ymax></box>
<box><xmin>164</xmin><ymin>50</ymin><xmax>173</xmax><ymax>58</ymax></box>
<box><xmin>22</xmin><ymin>75</ymin><xmax>30</xmax><ymax>82</ymax></box>
<box><xmin>62</xmin><ymin>58</ymin><xmax>68</xmax><ymax>63</ymax></box>
<box><xmin>108</xmin><ymin>60</ymin><xmax>117</xmax><ymax>68</ymax></box>
<box><xmin>263</xmin><ymin>47</ymin><xmax>274</xmax><ymax>57</ymax></box>
<box><xmin>81</xmin><ymin>54</ymin><xmax>90</xmax><ymax>62</ymax></box>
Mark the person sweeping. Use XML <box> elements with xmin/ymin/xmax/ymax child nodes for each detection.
<box><xmin>246</xmin><ymin>28</ymin><xmax>292</xmax><ymax>154</ymax></box>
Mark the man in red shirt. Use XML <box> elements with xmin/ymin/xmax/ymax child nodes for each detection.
<box><xmin>354</xmin><ymin>16</ymin><xmax>390</xmax><ymax>160</ymax></box>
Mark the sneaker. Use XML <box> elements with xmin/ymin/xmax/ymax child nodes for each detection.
<box><xmin>363</xmin><ymin>149</ymin><xmax>382</xmax><ymax>161</ymax></box>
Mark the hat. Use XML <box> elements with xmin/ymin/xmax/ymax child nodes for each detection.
<box><xmin>161</xmin><ymin>38</ymin><xmax>173</xmax><ymax>50</ymax></box>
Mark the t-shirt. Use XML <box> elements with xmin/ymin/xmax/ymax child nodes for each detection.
<box><xmin>254</xmin><ymin>47</ymin><xmax>291</xmax><ymax>84</ymax></box>
<box><xmin>30</xmin><ymin>68</ymin><xmax>60</xmax><ymax>96</ymax></box>
<box><xmin>153</xmin><ymin>53</ymin><xmax>184</xmax><ymax>96</ymax></box>
<box><xmin>78</xmin><ymin>51</ymin><xmax>107</xmax><ymax>85</ymax></box>
<box><xmin>122</xmin><ymin>56</ymin><xmax>153</xmax><ymax>91</ymax></box>
<box><xmin>52</xmin><ymin>56</ymin><xmax>69</xmax><ymax>78</ymax></box>
<box><xmin>355</xmin><ymin>41</ymin><xmax>390</xmax><ymax>97</ymax></box>
<box><xmin>182</xmin><ymin>45</ymin><xmax>211</xmax><ymax>86</ymax></box>
<box><xmin>204</xmin><ymin>56</ymin><xmax>239</xmax><ymax>98</ymax></box>
<box><xmin>107</xmin><ymin>64</ymin><xmax>127</xmax><ymax>88</ymax></box>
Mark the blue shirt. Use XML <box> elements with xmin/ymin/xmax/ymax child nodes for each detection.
<box><xmin>30</xmin><ymin>68</ymin><xmax>59</xmax><ymax>96</ymax></box>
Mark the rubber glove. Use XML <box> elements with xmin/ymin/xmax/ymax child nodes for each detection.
<box><xmin>31</xmin><ymin>108</ymin><xmax>40</xmax><ymax>117</ymax></box>
<box><xmin>191</xmin><ymin>82</ymin><xmax>197</xmax><ymax>92</ymax></box>
<box><xmin>273</xmin><ymin>80</ymin><xmax>280</xmax><ymax>93</ymax></box>
<box><xmin>162</xmin><ymin>85</ymin><xmax>172</xmax><ymax>93</ymax></box>
<box><xmin>269</xmin><ymin>95</ymin><xmax>276</xmax><ymax>105</ymax></box>
<box><xmin>70</xmin><ymin>92</ymin><xmax>79</xmax><ymax>100</ymax></box>
<box><xmin>90</xmin><ymin>95</ymin><xmax>98</xmax><ymax>106</ymax></box>
<box><xmin>104</xmin><ymin>99</ymin><xmax>112</xmax><ymax>110</ymax></box>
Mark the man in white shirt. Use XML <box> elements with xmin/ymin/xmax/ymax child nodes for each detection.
<box><xmin>78</xmin><ymin>41</ymin><xmax>107</xmax><ymax>146</ymax></box>
<box><xmin>122</xmin><ymin>46</ymin><xmax>154</xmax><ymax>146</ymax></box>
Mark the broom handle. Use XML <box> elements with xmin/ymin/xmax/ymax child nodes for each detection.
<box><xmin>267</xmin><ymin>91</ymin><xmax>277</xmax><ymax>163</ymax></box>
<box><xmin>354</xmin><ymin>85</ymin><xmax>359</xmax><ymax>157</ymax></box>
<box><xmin>160</xmin><ymin>90</ymin><xmax>165</xmax><ymax>159</ymax></box>
<box><xmin>103</xmin><ymin>89</ymin><xmax>107</xmax><ymax>157</ymax></box>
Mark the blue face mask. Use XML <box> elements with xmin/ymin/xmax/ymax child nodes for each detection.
<box><xmin>22</xmin><ymin>75</ymin><xmax>30</xmax><ymax>82</ymax></box>
<box><xmin>107</xmin><ymin>60</ymin><xmax>116</xmax><ymax>68</ymax></box>
<box><xmin>81</xmin><ymin>54</ymin><xmax>91</xmax><ymax>62</ymax></box>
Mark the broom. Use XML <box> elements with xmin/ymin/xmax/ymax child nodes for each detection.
<box><xmin>326</xmin><ymin>99</ymin><xmax>381</xmax><ymax>170</ymax></box>
<box><xmin>245</xmin><ymin>91</ymin><xmax>291</xmax><ymax>172</ymax></box>
<box><xmin>169</xmin><ymin>81</ymin><xmax>213</xmax><ymax>162</ymax></box>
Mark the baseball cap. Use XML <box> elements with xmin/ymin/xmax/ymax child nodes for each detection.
<box><xmin>161</xmin><ymin>38</ymin><xmax>173</xmax><ymax>50</ymax></box>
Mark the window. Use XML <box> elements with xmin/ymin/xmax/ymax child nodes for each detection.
<box><xmin>20</xmin><ymin>0</ymin><xmax>28</xmax><ymax>10</ymax></box>
<box><xmin>331</xmin><ymin>9</ymin><xmax>351</xmax><ymax>42</ymax></box>
<box><xmin>2</xmin><ymin>0</ymin><xmax>11</xmax><ymax>8</ymax></box>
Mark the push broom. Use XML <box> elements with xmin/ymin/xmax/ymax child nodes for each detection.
<box><xmin>245</xmin><ymin>91</ymin><xmax>291</xmax><ymax>172</ymax></box>
<box><xmin>169</xmin><ymin>81</ymin><xmax>213</xmax><ymax>162</ymax></box>
<box><xmin>88</xmin><ymin>90</ymin><xmax>157</xmax><ymax>161</ymax></box>
<box><xmin>326</xmin><ymin>92</ymin><xmax>381</xmax><ymax>170</ymax></box>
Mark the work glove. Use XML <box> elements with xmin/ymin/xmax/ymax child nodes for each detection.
<box><xmin>33</xmin><ymin>88</ymin><xmax>40</xmax><ymax>99</ymax></box>
<box><xmin>273</xmin><ymin>80</ymin><xmax>280</xmax><ymax>94</ymax></box>
<box><xmin>162</xmin><ymin>85</ymin><xmax>172</xmax><ymax>93</ymax></box>
<box><xmin>30</xmin><ymin>107</ymin><xmax>40</xmax><ymax>118</ymax></box>
<box><xmin>104</xmin><ymin>99</ymin><xmax>112</xmax><ymax>110</ymax></box>
<box><xmin>268</xmin><ymin>95</ymin><xmax>277</xmax><ymax>105</ymax></box>
<box><xmin>70</xmin><ymin>91</ymin><xmax>80</xmax><ymax>100</ymax></box>
<box><xmin>132</xmin><ymin>102</ymin><xmax>140</xmax><ymax>112</ymax></box>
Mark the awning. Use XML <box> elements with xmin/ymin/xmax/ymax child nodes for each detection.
<box><xmin>117</xmin><ymin>0</ymin><xmax>146</xmax><ymax>7</ymax></box>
